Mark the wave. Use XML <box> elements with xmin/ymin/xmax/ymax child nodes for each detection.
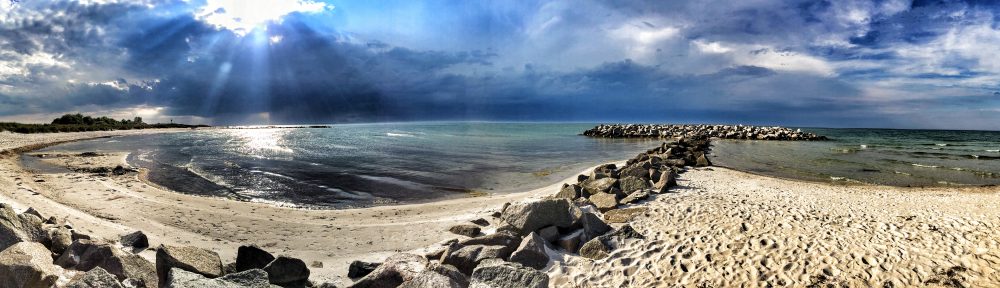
<box><xmin>936</xmin><ymin>143</ymin><xmax>948</xmax><ymax>147</ymax></box>
<box><xmin>386</xmin><ymin>132</ymin><xmax>416</xmax><ymax>137</ymax></box>
<box><xmin>893</xmin><ymin>171</ymin><xmax>912</xmax><ymax>176</ymax></box>
<box><xmin>987</xmin><ymin>150</ymin><xmax>999</xmax><ymax>153</ymax></box>
<box><xmin>911</xmin><ymin>163</ymin><xmax>939</xmax><ymax>168</ymax></box>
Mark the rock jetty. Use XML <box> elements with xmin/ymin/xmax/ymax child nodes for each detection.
<box><xmin>343</xmin><ymin>135</ymin><xmax>714</xmax><ymax>287</ymax></box>
<box><xmin>583</xmin><ymin>124</ymin><xmax>827</xmax><ymax>141</ymax></box>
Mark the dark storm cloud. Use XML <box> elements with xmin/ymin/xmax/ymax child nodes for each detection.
<box><xmin>1</xmin><ymin>0</ymin><xmax>999</xmax><ymax>129</ymax></box>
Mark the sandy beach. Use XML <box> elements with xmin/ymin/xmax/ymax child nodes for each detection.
<box><xmin>2</xmin><ymin>129</ymin><xmax>999</xmax><ymax>287</ymax></box>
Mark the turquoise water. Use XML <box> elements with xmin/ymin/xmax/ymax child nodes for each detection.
<box><xmin>33</xmin><ymin>123</ymin><xmax>659</xmax><ymax>208</ymax></box>
<box><xmin>711</xmin><ymin>128</ymin><xmax>1000</xmax><ymax>187</ymax></box>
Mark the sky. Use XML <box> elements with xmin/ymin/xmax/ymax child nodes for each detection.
<box><xmin>1</xmin><ymin>0</ymin><xmax>999</xmax><ymax>129</ymax></box>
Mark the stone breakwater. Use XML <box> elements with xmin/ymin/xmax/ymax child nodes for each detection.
<box><xmin>339</xmin><ymin>136</ymin><xmax>713</xmax><ymax>287</ymax></box>
<box><xmin>583</xmin><ymin>124</ymin><xmax>827</xmax><ymax>141</ymax></box>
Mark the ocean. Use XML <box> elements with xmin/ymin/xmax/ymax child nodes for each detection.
<box><xmin>23</xmin><ymin>124</ymin><xmax>1000</xmax><ymax>208</ymax></box>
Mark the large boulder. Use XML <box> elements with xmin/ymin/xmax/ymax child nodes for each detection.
<box><xmin>696</xmin><ymin>154</ymin><xmax>711</xmax><ymax>167</ymax></box>
<box><xmin>459</xmin><ymin>231</ymin><xmax>521</xmax><ymax>252</ymax></box>
<box><xmin>155</xmin><ymin>245</ymin><xmax>223</xmax><ymax>286</ymax></box>
<box><xmin>399</xmin><ymin>269</ymin><xmax>465</xmax><ymax>288</ymax></box>
<box><xmin>500</xmin><ymin>199</ymin><xmax>581</xmax><ymax>234</ymax></box>
<box><xmin>48</xmin><ymin>226</ymin><xmax>73</xmax><ymax>255</ymax></box>
<box><xmin>440</xmin><ymin>244</ymin><xmax>514</xmax><ymax>275</ymax></box>
<box><xmin>652</xmin><ymin>170</ymin><xmax>677</xmax><ymax>193</ymax></box>
<box><xmin>66</xmin><ymin>267</ymin><xmax>124</xmax><ymax>288</ymax></box>
<box><xmin>556</xmin><ymin>230</ymin><xmax>583</xmax><ymax>253</ymax></box>
<box><xmin>350</xmin><ymin>253</ymin><xmax>427</xmax><ymax>288</ymax></box>
<box><xmin>0</xmin><ymin>204</ymin><xmax>50</xmax><ymax>251</ymax></box>
<box><xmin>0</xmin><ymin>242</ymin><xmax>61</xmax><ymax>288</ymax></box>
<box><xmin>578</xmin><ymin>237</ymin><xmax>611</xmax><ymax>260</ymax></box>
<box><xmin>469</xmin><ymin>260</ymin><xmax>548</xmax><ymax>288</ymax></box>
<box><xmin>348</xmin><ymin>260</ymin><xmax>380</xmax><ymax>278</ymax></box>
<box><xmin>120</xmin><ymin>231</ymin><xmax>149</xmax><ymax>250</ymax></box>
<box><xmin>618</xmin><ymin>176</ymin><xmax>649</xmax><ymax>194</ymax></box>
<box><xmin>580</xmin><ymin>178</ymin><xmax>616</xmax><ymax>196</ymax></box>
<box><xmin>588</xmin><ymin>193</ymin><xmax>618</xmax><ymax>212</ymax></box>
<box><xmin>579</xmin><ymin>213</ymin><xmax>611</xmax><ymax>243</ymax></box>
<box><xmin>618</xmin><ymin>165</ymin><xmax>648</xmax><ymax>180</ymax></box>
<box><xmin>508</xmin><ymin>232</ymin><xmax>551</xmax><ymax>270</ymax></box>
<box><xmin>262</xmin><ymin>256</ymin><xmax>310</xmax><ymax>286</ymax></box>
<box><xmin>234</xmin><ymin>245</ymin><xmax>275</xmax><ymax>273</ymax></box>
<box><xmin>620</xmin><ymin>190</ymin><xmax>650</xmax><ymax>205</ymax></box>
<box><xmin>165</xmin><ymin>268</ymin><xmax>271</xmax><ymax>288</ymax></box>
<box><xmin>426</xmin><ymin>263</ymin><xmax>468</xmax><ymax>287</ymax></box>
<box><xmin>553</xmin><ymin>184</ymin><xmax>580</xmax><ymax>200</ymax></box>
<box><xmin>55</xmin><ymin>239</ymin><xmax>157</xmax><ymax>288</ymax></box>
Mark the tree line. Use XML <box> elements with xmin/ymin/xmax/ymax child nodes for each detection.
<box><xmin>0</xmin><ymin>113</ymin><xmax>208</xmax><ymax>134</ymax></box>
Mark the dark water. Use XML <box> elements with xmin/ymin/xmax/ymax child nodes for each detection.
<box><xmin>711</xmin><ymin>128</ymin><xmax>1000</xmax><ymax>187</ymax></box>
<box><xmin>33</xmin><ymin>123</ymin><xmax>659</xmax><ymax>208</ymax></box>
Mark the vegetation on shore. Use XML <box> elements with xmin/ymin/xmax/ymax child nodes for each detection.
<box><xmin>0</xmin><ymin>113</ymin><xmax>209</xmax><ymax>133</ymax></box>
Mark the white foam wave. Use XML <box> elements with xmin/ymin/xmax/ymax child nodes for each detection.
<box><xmin>386</xmin><ymin>132</ymin><xmax>416</xmax><ymax>137</ymax></box>
<box><xmin>935</xmin><ymin>143</ymin><xmax>947</xmax><ymax>146</ymax></box>
<box><xmin>988</xmin><ymin>149</ymin><xmax>999</xmax><ymax>153</ymax></box>
<box><xmin>911</xmin><ymin>163</ymin><xmax>939</xmax><ymax>168</ymax></box>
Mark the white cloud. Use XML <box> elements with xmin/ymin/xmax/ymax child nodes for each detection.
<box><xmin>195</xmin><ymin>0</ymin><xmax>331</xmax><ymax>36</ymax></box>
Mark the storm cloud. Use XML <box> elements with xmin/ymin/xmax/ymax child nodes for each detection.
<box><xmin>1</xmin><ymin>0</ymin><xmax>998</xmax><ymax>129</ymax></box>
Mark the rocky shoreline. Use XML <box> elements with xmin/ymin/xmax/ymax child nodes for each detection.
<box><xmin>583</xmin><ymin>124</ymin><xmax>827</xmax><ymax>141</ymax></box>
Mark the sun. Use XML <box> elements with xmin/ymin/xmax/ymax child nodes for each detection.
<box><xmin>195</xmin><ymin>0</ymin><xmax>331</xmax><ymax>36</ymax></box>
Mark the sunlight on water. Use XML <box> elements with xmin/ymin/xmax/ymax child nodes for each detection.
<box><xmin>229</xmin><ymin>129</ymin><xmax>294</xmax><ymax>157</ymax></box>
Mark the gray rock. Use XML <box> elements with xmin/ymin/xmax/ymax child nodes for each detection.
<box><xmin>556</xmin><ymin>230</ymin><xmax>583</xmax><ymax>253</ymax></box>
<box><xmin>448</xmin><ymin>224</ymin><xmax>481</xmax><ymax>237</ymax></box>
<box><xmin>347</xmin><ymin>260</ymin><xmax>380</xmax><ymax>278</ymax></box>
<box><xmin>652</xmin><ymin>170</ymin><xmax>677</xmax><ymax>193</ymax></box>
<box><xmin>426</xmin><ymin>263</ymin><xmax>468</xmax><ymax>287</ymax></box>
<box><xmin>0</xmin><ymin>204</ymin><xmax>50</xmax><ymax>251</ymax></box>
<box><xmin>399</xmin><ymin>269</ymin><xmax>464</xmax><ymax>288</ymax></box>
<box><xmin>469</xmin><ymin>260</ymin><xmax>548</xmax><ymax>288</ymax></box>
<box><xmin>22</xmin><ymin>208</ymin><xmax>43</xmax><ymax>220</ymax></box>
<box><xmin>588</xmin><ymin>192</ymin><xmax>618</xmax><ymax>212</ymax></box>
<box><xmin>618</xmin><ymin>165</ymin><xmax>648</xmax><ymax>179</ymax></box>
<box><xmin>578</xmin><ymin>237</ymin><xmax>611</xmax><ymax>260</ymax></box>
<box><xmin>536</xmin><ymin>226</ymin><xmax>559</xmax><ymax>243</ymax></box>
<box><xmin>620</xmin><ymin>190</ymin><xmax>650</xmax><ymax>205</ymax></box>
<box><xmin>440</xmin><ymin>244</ymin><xmax>514</xmax><ymax>275</ymax></box>
<box><xmin>554</xmin><ymin>184</ymin><xmax>580</xmax><ymax>200</ymax></box>
<box><xmin>579</xmin><ymin>213</ymin><xmax>611</xmax><ymax>243</ymax></box>
<box><xmin>165</xmin><ymin>268</ymin><xmax>271</xmax><ymax>288</ymax></box>
<box><xmin>66</xmin><ymin>267</ymin><xmax>124</xmax><ymax>288</ymax></box>
<box><xmin>156</xmin><ymin>245</ymin><xmax>223</xmax><ymax>286</ymax></box>
<box><xmin>618</xmin><ymin>176</ymin><xmax>650</xmax><ymax>194</ymax></box>
<box><xmin>235</xmin><ymin>245</ymin><xmax>275</xmax><ymax>273</ymax></box>
<box><xmin>49</xmin><ymin>226</ymin><xmax>72</xmax><ymax>255</ymax></box>
<box><xmin>508</xmin><ymin>232</ymin><xmax>551</xmax><ymax>270</ymax></box>
<box><xmin>55</xmin><ymin>239</ymin><xmax>157</xmax><ymax>288</ymax></box>
<box><xmin>120</xmin><ymin>231</ymin><xmax>149</xmax><ymax>250</ymax></box>
<box><xmin>580</xmin><ymin>178</ymin><xmax>616</xmax><ymax>196</ymax></box>
<box><xmin>350</xmin><ymin>253</ymin><xmax>427</xmax><ymax>288</ymax></box>
<box><xmin>500</xmin><ymin>199</ymin><xmax>581</xmax><ymax>234</ymax></box>
<box><xmin>459</xmin><ymin>231</ymin><xmax>520</xmax><ymax>252</ymax></box>
<box><xmin>604</xmin><ymin>207</ymin><xmax>648</xmax><ymax>223</ymax></box>
<box><xmin>696</xmin><ymin>154</ymin><xmax>712</xmax><ymax>167</ymax></box>
<box><xmin>263</xmin><ymin>256</ymin><xmax>310</xmax><ymax>286</ymax></box>
<box><xmin>0</xmin><ymin>242</ymin><xmax>60</xmax><ymax>288</ymax></box>
<box><xmin>470</xmin><ymin>218</ymin><xmax>490</xmax><ymax>226</ymax></box>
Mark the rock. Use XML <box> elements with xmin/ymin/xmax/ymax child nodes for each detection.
<box><xmin>448</xmin><ymin>224</ymin><xmax>481</xmax><ymax>237</ymax></box>
<box><xmin>426</xmin><ymin>263</ymin><xmax>468</xmax><ymax>287</ymax></box>
<box><xmin>508</xmin><ymin>232</ymin><xmax>551</xmax><ymax>270</ymax></box>
<box><xmin>311</xmin><ymin>261</ymin><xmax>323</xmax><ymax>268</ymax></box>
<box><xmin>536</xmin><ymin>226</ymin><xmax>559</xmax><ymax>243</ymax></box>
<box><xmin>350</xmin><ymin>253</ymin><xmax>427</xmax><ymax>288</ymax></box>
<box><xmin>399</xmin><ymin>269</ymin><xmax>464</xmax><ymax>288</ymax></box>
<box><xmin>618</xmin><ymin>176</ymin><xmax>649</xmax><ymax>194</ymax></box>
<box><xmin>652</xmin><ymin>170</ymin><xmax>677</xmax><ymax>193</ymax></box>
<box><xmin>0</xmin><ymin>242</ymin><xmax>60</xmax><ymax>288</ymax></box>
<box><xmin>55</xmin><ymin>239</ymin><xmax>157</xmax><ymax>288</ymax></box>
<box><xmin>459</xmin><ymin>231</ymin><xmax>521</xmax><ymax>251</ymax></box>
<box><xmin>347</xmin><ymin>260</ymin><xmax>380</xmax><ymax>278</ymax></box>
<box><xmin>620</xmin><ymin>190</ymin><xmax>650</xmax><ymax>204</ymax></box>
<box><xmin>575</xmin><ymin>174</ymin><xmax>588</xmax><ymax>182</ymax></box>
<box><xmin>113</xmin><ymin>165</ymin><xmax>127</xmax><ymax>175</ymax></box>
<box><xmin>66</xmin><ymin>267</ymin><xmax>124</xmax><ymax>288</ymax></box>
<box><xmin>554</xmin><ymin>184</ymin><xmax>580</xmax><ymax>200</ymax></box>
<box><xmin>234</xmin><ymin>245</ymin><xmax>275</xmax><ymax>273</ymax></box>
<box><xmin>618</xmin><ymin>165</ymin><xmax>648</xmax><ymax>179</ymax></box>
<box><xmin>48</xmin><ymin>226</ymin><xmax>72</xmax><ymax>255</ymax></box>
<box><xmin>556</xmin><ymin>230</ymin><xmax>583</xmax><ymax>253</ymax></box>
<box><xmin>470</xmin><ymin>218</ymin><xmax>490</xmax><ymax>226</ymax></box>
<box><xmin>71</xmin><ymin>230</ymin><xmax>92</xmax><ymax>241</ymax></box>
<box><xmin>579</xmin><ymin>213</ymin><xmax>611</xmax><ymax>243</ymax></box>
<box><xmin>588</xmin><ymin>192</ymin><xmax>618</xmax><ymax>212</ymax></box>
<box><xmin>155</xmin><ymin>245</ymin><xmax>223</xmax><ymax>286</ymax></box>
<box><xmin>440</xmin><ymin>244</ymin><xmax>515</xmax><ymax>275</ymax></box>
<box><xmin>604</xmin><ymin>207</ymin><xmax>649</xmax><ymax>223</ymax></box>
<box><xmin>469</xmin><ymin>260</ymin><xmax>548</xmax><ymax>288</ymax></box>
<box><xmin>696</xmin><ymin>154</ymin><xmax>711</xmax><ymax>167</ymax></box>
<box><xmin>263</xmin><ymin>256</ymin><xmax>310</xmax><ymax>286</ymax></box>
<box><xmin>0</xmin><ymin>204</ymin><xmax>50</xmax><ymax>251</ymax></box>
<box><xmin>609</xmin><ymin>225</ymin><xmax>644</xmax><ymax>240</ymax></box>
<box><xmin>22</xmin><ymin>208</ymin><xmax>43</xmax><ymax>220</ymax></box>
<box><xmin>165</xmin><ymin>268</ymin><xmax>271</xmax><ymax>288</ymax></box>
<box><xmin>665</xmin><ymin>158</ymin><xmax>686</xmax><ymax>167</ymax></box>
<box><xmin>580</xmin><ymin>178</ymin><xmax>616</xmax><ymax>196</ymax></box>
<box><xmin>120</xmin><ymin>231</ymin><xmax>149</xmax><ymax>250</ymax></box>
<box><xmin>578</xmin><ymin>237</ymin><xmax>611</xmax><ymax>260</ymax></box>
<box><xmin>499</xmin><ymin>199</ymin><xmax>581</xmax><ymax>234</ymax></box>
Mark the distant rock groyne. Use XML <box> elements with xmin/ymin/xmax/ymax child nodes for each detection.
<box><xmin>582</xmin><ymin>124</ymin><xmax>827</xmax><ymax>141</ymax></box>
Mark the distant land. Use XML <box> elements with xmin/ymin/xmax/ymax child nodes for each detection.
<box><xmin>0</xmin><ymin>113</ymin><xmax>209</xmax><ymax>134</ymax></box>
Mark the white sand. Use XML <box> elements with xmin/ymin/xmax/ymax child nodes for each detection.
<box><xmin>548</xmin><ymin>167</ymin><xmax>1000</xmax><ymax>287</ymax></box>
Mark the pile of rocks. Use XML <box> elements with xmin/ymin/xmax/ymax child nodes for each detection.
<box><xmin>0</xmin><ymin>203</ymin><xmax>317</xmax><ymax>288</ymax></box>
<box><xmin>583</xmin><ymin>124</ymin><xmax>827</xmax><ymax>141</ymax></box>
<box><xmin>346</xmin><ymin>136</ymin><xmax>713</xmax><ymax>287</ymax></box>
